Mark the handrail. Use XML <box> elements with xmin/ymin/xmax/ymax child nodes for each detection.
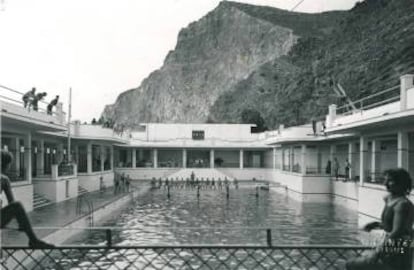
<box><xmin>336</xmin><ymin>85</ymin><xmax>400</xmax><ymax>111</ymax></box>
<box><xmin>0</xmin><ymin>84</ymin><xmax>50</xmax><ymax>105</ymax></box>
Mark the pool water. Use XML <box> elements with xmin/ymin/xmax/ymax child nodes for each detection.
<box><xmin>70</xmin><ymin>184</ymin><xmax>361</xmax><ymax>246</ymax></box>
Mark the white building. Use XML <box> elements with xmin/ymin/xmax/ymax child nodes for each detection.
<box><xmin>1</xmin><ymin>74</ymin><xmax>414</xmax><ymax>227</ymax></box>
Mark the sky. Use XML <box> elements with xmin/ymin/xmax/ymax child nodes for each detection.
<box><xmin>0</xmin><ymin>0</ymin><xmax>361</xmax><ymax>122</ymax></box>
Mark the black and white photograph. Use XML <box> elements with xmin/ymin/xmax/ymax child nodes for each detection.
<box><xmin>1</xmin><ymin>0</ymin><xmax>414</xmax><ymax>269</ymax></box>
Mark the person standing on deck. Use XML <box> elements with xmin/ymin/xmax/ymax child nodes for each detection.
<box><xmin>22</xmin><ymin>87</ymin><xmax>36</xmax><ymax>109</ymax></box>
<box><xmin>31</xmin><ymin>92</ymin><xmax>47</xmax><ymax>111</ymax></box>
<box><xmin>345</xmin><ymin>159</ymin><xmax>351</xmax><ymax>181</ymax></box>
<box><xmin>47</xmin><ymin>95</ymin><xmax>59</xmax><ymax>115</ymax></box>
<box><xmin>333</xmin><ymin>157</ymin><xmax>340</xmax><ymax>181</ymax></box>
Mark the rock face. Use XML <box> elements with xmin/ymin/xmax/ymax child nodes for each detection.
<box><xmin>103</xmin><ymin>0</ymin><xmax>414</xmax><ymax>129</ymax></box>
<box><xmin>102</xmin><ymin>1</ymin><xmax>340</xmax><ymax>127</ymax></box>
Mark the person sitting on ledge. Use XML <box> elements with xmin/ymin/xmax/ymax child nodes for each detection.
<box><xmin>346</xmin><ymin>168</ymin><xmax>414</xmax><ymax>270</ymax></box>
<box><xmin>1</xmin><ymin>150</ymin><xmax>55</xmax><ymax>248</ymax></box>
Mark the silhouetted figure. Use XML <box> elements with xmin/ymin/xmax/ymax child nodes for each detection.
<box><xmin>22</xmin><ymin>87</ymin><xmax>36</xmax><ymax>109</ymax></box>
<box><xmin>325</xmin><ymin>160</ymin><xmax>332</xmax><ymax>175</ymax></box>
<box><xmin>333</xmin><ymin>158</ymin><xmax>340</xmax><ymax>180</ymax></box>
<box><xmin>312</xmin><ymin>120</ymin><xmax>317</xmax><ymax>135</ymax></box>
<box><xmin>1</xmin><ymin>150</ymin><xmax>54</xmax><ymax>248</ymax></box>
<box><xmin>345</xmin><ymin>159</ymin><xmax>351</xmax><ymax>181</ymax></box>
<box><xmin>31</xmin><ymin>92</ymin><xmax>47</xmax><ymax>111</ymax></box>
<box><xmin>47</xmin><ymin>95</ymin><xmax>59</xmax><ymax>115</ymax></box>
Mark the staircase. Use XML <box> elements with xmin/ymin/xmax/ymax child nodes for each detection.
<box><xmin>78</xmin><ymin>185</ymin><xmax>89</xmax><ymax>196</ymax></box>
<box><xmin>33</xmin><ymin>193</ymin><xmax>52</xmax><ymax>209</ymax></box>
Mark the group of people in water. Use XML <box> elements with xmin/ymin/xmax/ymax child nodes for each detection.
<box><xmin>113</xmin><ymin>172</ymin><xmax>131</xmax><ymax>194</ymax></box>
<box><xmin>150</xmin><ymin>174</ymin><xmax>239</xmax><ymax>190</ymax></box>
<box><xmin>22</xmin><ymin>87</ymin><xmax>59</xmax><ymax>114</ymax></box>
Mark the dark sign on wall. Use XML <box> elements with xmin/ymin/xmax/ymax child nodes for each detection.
<box><xmin>192</xmin><ymin>130</ymin><xmax>205</xmax><ymax>140</ymax></box>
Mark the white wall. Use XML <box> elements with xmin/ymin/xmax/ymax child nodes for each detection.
<box><xmin>33</xmin><ymin>177</ymin><xmax>78</xmax><ymax>202</ymax></box>
<box><xmin>78</xmin><ymin>171</ymin><xmax>114</xmax><ymax>192</ymax></box>
<box><xmin>133</xmin><ymin>123</ymin><xmax>258</xmax><ymax>141</ymax></box>
<box><xmin>333</xmin><ymin>101</ymin><xmax>400</xmax><ymax>127</ymax></box>
<box><xmin>332</xmin><ymin>181</ymin><xmax>358</xmax><ymax>210</ymax></box>
<box><xmin>114</xmin><ymin>168</ymin><xmax>178</xmax><ymax>180</ymax></box>
<box><xmin>218</xmin><ymin>168</ymin><xmax>274</xmax><ymax>181</ymax></box>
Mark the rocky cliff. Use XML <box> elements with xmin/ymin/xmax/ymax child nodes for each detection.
<box><xmin>102</xmin><ymin>1</ymin><xmax>343</xmax><ymax>127</ymax></box>
<box><xmin>103</xmin><ymin>0</ymin><xmax>414</xmax><ymax>129</ymax></box>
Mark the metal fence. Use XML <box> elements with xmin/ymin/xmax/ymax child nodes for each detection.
<box><xmin>58</xmin><ymin>163</ymin><xmax>75</xmax><ymax>177</ymax></box>
<box><xmin>1</xmin><ymin>245</ymin><xmax>371</xmax><ymax>270</ymax></box>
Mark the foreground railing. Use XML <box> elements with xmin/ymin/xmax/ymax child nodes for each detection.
<box><xmin>1</xmin><ymin>245</ymin><xmax>371</xmax><ymax>270</ymax></box>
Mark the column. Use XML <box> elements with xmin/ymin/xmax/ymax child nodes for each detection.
<box><xmin>272</xmin><ymin>147</ymin><xmax>276</xmax><ymax>170</ymax></box>
<box><xmin>74</xmin><ymin>145</ymin><xmax>79</xmax><ymax>164</ymax></box>
<box><xmin>400</xmin><ymin>74</ymin><xmax>414</xmax><ymax>111</ymax></box>
<box><xmin>57</xmin><ymin>143</ymin><xmax>64</xmax><ymax>164</ymax></box>
<box><xmin>110</xmin><ymin>146</ymin><xmax>114</xmax><ymax>171</ymax></box>
<box><xmin>132</xmin><ymin>148</ymin><xmax>137</xmax><ymax>168</ymax></box>
<box><xmin>239</xmin><ymin>149</ymin><xmax>244</xmax><ymax>169</ymax></box>
<box><xmin>359</xmin><ymin>136</ymin><xmax>369</xmax><ymax>185</ymax></box>
<box><xmin>14</xmin><ymin>137</ymin><xmax>20</xmax><ymax>174</ymax></box>
<box><xmin>348</xmin><ymin>142</ymin><xmax>355</xmax><ymax>180</ymax></box>
<box><xmin>210</xmin><ymin>149</ymin><xmax>215</xmax><ymax>168</ymax></box>
<box><xmin>398</xmin><ymin>131</ymin><xmax>409</xmax><ymax>170</ymax></box>
<box><xmin>24</xmin><ymin>133</ymin><xmax>32</xmax><ymax>183</ymax></box>
<box><xmin>100</xmin><ymin>145</ymin><xmax>105</xmax><ymax>172</ymax></box>
<box><xmin>301</xmin><ymin>144</ymin><xmax>306</xmax><ymax>175</ymax></box>
<box><xmin>87</xmin><ymin>142</ymin><xmax>92</xmax><ymax>174</ymax></box>
<box><xmin>289</xmin><ymin>146</ymin><xmax>294</xmax><ymax>172</ymax></box>
<box><xmin>182</xmin><ymin>149</ymin><xmax>187</xmax><ymax>168</ymax></box>
<box><xmin>37</xmin><ymin>139</ymin><xmax>45</xmax><ymax>176</ymax></box>
<box><xmin>153</xmin><ymin>149</ymin><xmax>158</xmax><ymax>168</ymax></box>
<box><xmin>371</xmin><ymin>139</ymin><xmax>380</xmax><ymax>182</ymax></box>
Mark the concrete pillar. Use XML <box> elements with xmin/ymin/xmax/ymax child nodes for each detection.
<box><xmin>14</xmin><ymin>137</ymin><xmax>20</xmax><ymax>174</ymax></box>
<box><xmin>110</xmin><ymin>146</ymin><xmax>114</xmax><ymax>171</ymax></box>
<box><xmin>371</xmin><ymin>139</ymin><xmax>380</xmax><ymax>182</ymax></box>
<box><xmin>398</xmin><ymin>131</ymin><xmax>409</xmax><ymax>170</ymax></box>
<box><xmin>57</xmin><ymin>143</ymin><xmax>64</xmax><ymax>164</ymax></box>
<box><xmin>36</xmin><ymin>139</ymin><xmax>45</xmax><ymax>176</ymax></box>
<box><xmin>239</xmin><ymin>149</ymin><xmax>244</xmax><ymax>169</ymax></box>
<box><xmin>360</xmin><ymin>136</ymin><xmax>369</xmax><ymax>185</ymax></box>
<box><xmin>100</xmin><ymin>145</ymin><xmax>105</xmax><ymax>172</ymax></box>
<box><xmin>182</xmin><ymin>149</ymin><xmax>187</xmax><ymax>168</ymax></box>
<box><xmin>153</xmin><ymin>149</ymin><xmax>158</xmax><ymax>168</ymax></box>
<box><xmin>24</xmin><ymin>133</ymin><xmax>32</xmax><ymax>183</ymax></box>
<box><xmin>400</xmin><ymin>74</ymin><xmax>414</xmax><ymax>111</ymax></box>
<box><xmin>74</xmin><ymin>145</ymin><xmax>79</xmax><ymax>164</ymax></box>
<box><xmin>272</xmin><ymin>147</ymin><xmax>276</xmax><ymax>170</ymax></box>
<box><xmin>301</xmin><ymin>144</ymin><xmax>307</xmax><ymax>175</ymax></box>
<box><xmin>87</xmin><ymin>142</ymin><xmax>92</xmax><ymax>174</ymax></box>
<box><xmin>290</xmin><ymin>146</ymin><xmax>294</xmax><ymax>172</ymax></box>
<box><xmin>348</xmin><ymin>142</ymin><xmax>355</xmax><ymax>180</ymax></box>
<box><xmin>132</xmin><ymin>148</ymin><xmax>137</xmax><ymax>168</ymax></box>
<box><xmin>210</xmin><ymin>149</ymin><xmax>215</xmax><ymax>168</ymax></box>
<box><xmin>326</xmin><ymin>104</ymin><xmax>337</xmax><ymax>128</ymax></box>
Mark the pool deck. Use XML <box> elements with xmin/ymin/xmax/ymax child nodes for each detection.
<box><xmin>1</xmin><ymin>185</ymin><xmax>149</xmax><ymax>246</ymax></box>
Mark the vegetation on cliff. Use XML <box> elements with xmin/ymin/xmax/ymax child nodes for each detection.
<box><xmin>209</xmin><ymin>0</ymin><xmax>414</xmax><ymax>128</ymax></box>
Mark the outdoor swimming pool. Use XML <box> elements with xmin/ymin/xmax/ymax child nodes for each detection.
<box><xmin>69</xmin><ymin>184</ymin><xmax>361</xmax><ymax>246</ymax></box>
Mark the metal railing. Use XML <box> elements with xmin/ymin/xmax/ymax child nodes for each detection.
<box><xmin>336</xmin><ymin>85</ymin><xmax>400</xmax><ymax>116</ymax></box>
<box><xmin>58</xmin><ymin>163</ymin><xmax>75</xmax><ymax>177</ymax></box>
<box><xmin>0</xmin><ymin>84</ymin><xmax>56</xmax><ymax>116</ymax></box>
<box><xmin>0</xmin><ymin>244</ymin><xmax>373</xmax><ymax>270</ymax></box>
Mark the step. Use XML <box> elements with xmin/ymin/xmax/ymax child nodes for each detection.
<box><xmin>78</xmin><ymin>185</ymin><xmax>89</xmax><ymax>195</ymax></box>
<box><xmin>32</xmin><ymin>193</ymin><xmax>52</xmax><ymax>209</ymax></box>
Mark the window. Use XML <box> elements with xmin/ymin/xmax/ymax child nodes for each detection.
<box><xmin>192</xmin><ymin>130</ymin><xmax>205</xmax><ymax>140</ymax></box>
